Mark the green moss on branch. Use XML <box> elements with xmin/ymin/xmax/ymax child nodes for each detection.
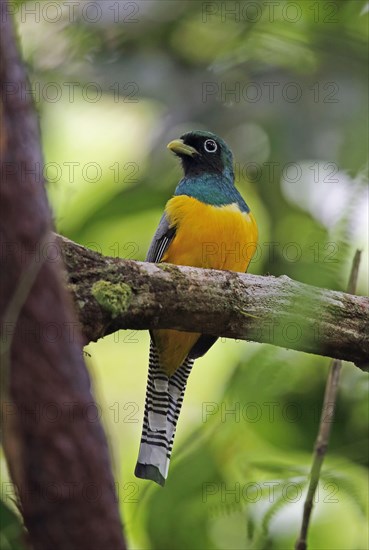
<box><xmin>92</xmin><ymin>281</ymin><xmax>132</xmax><ymax>318</ymax></box>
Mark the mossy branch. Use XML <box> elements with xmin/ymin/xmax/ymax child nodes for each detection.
<box><xmin>58</xmin><ymin>235</ymin><xmax>369</xmax><ymax>370</ymax></box>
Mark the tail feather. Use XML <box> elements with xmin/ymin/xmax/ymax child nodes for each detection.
<box><xmin>135</xmin><ymin>341</ymin><xmax>194</xmax><ymax>486</ymax></box>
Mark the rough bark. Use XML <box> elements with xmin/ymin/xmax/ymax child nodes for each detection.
<box><xmin>58</xmin><ymin>235</ymin><xmax>369</xmax><ymax>370</ymax></box>
<box><xmin>0</xmin><ymin>2</ymin><xmax>125</xmax><ymax>548</ymax></box>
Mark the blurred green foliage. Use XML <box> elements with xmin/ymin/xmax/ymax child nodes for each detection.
<box><xmin>1</xmin><ymin>1</ymin><xmax>368</xmax><ymax>548</ymax></box>
<box><xmin>0</xmin><ymin>500</ymin><xmax>25</xmax><ymax>550</ymax></box>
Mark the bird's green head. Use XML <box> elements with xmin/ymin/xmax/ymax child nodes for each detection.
<box><xmin>167</xmin><ymin>130</ymin><xmax>234</xmax><ymax>179</ymax></box>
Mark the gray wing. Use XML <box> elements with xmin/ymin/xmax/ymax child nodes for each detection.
<box><xmin>188</xmin><ymin>335</ymin><xmax>218</xmax><ymax>359</ymax></box>
<box><xmin>146</xmin><ymin>213</ymin><xmax>176</xmax><ymax>263</ymax></box>
<box><xmin>147</xmin><ymin>213</ymin><xmax>218</xmax><ymax>360</ymax></box>
<box><xmin>147</xmin><ymin>214</ymin><xmax>217</xmax><ymax>358</ymax></box>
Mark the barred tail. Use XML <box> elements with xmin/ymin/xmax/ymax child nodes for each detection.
<box><xmin>135</xmin><ymin>341</ymin><xmax>194</xmax><ymax>486</ymax></box>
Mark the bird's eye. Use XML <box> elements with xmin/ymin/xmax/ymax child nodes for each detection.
<box><xmin>204</xmin><ymin>139</ymin><xmax>218</xmax><ymax>153</ymax></box>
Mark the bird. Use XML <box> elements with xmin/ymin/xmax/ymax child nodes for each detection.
<box><xmin>135</xmin><ymin>130</ymin><xmax>258</xmax><ymax>486</ymax></box>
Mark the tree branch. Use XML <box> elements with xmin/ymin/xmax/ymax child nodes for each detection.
<box><xmin>58</xmin><ymin>235</ymin><xmax>369</xmax><ymax>370</ymax></box>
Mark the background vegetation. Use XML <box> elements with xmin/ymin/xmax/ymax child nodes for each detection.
<box><xmin>1</xmin><ymin>1</ymin><xmax>368</xmax><ymax>548</ymax></box>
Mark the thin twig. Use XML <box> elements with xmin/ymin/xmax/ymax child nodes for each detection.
<box><xmin>295</xmin><ymin>250</ymin><xmax>362</xmax><ymax>550</ymax></box>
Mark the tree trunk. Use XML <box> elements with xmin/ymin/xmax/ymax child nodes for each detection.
<box><xmin>0</xmin><ymin>2</ymin><xmax>126</xmax><ymax>548</ymax></box>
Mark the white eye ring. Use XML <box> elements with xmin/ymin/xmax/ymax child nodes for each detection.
<box><xmin>204</xmin><ymin>139</ymin><xmax>218</xmax><ymax>153</ymax></box>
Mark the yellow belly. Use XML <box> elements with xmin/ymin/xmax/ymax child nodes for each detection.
<box><xmin>153</xmin><ymin>195</ymin><xmax>258</xmax><ymax>374</ymax></box>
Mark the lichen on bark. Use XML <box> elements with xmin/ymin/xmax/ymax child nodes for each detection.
<box><xmin>92</xmin><ymin>280</ymin><xmax>132</xmax><ymax>318</ymax></box>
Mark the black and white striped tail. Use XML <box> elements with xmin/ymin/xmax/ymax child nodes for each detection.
<box><xmin>135</xmin><ymin>341</ymin><xmax>194</xmax><ymax>486</ymax></box>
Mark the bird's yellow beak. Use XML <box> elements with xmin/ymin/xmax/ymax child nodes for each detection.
<box><xmin>167</xmin><ymin>139</ymin><xmax>198</xmax><ymax>157</ymax></box>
